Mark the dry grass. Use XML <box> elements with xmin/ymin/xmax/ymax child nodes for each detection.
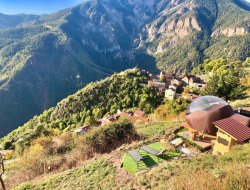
<box><xmin>4</xmin><ymin>120</ymin><xmax>250</xmax><ymax>190</ymax></box>
<box><xmin>171</xmin><ymin>164</ymin><xmax>250</xmax><ymax>190</ymax></box>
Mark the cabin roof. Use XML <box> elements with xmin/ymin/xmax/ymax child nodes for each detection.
<box><xmin>213</xmin><ymin>118</ymin><xmax>250</xmax><ymax>142</ymax></box>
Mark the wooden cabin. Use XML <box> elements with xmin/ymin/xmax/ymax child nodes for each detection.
<box><xmin>212</xmin><ymin>118</ymin><xmax>250</xmax><ymax>155</ymax></box>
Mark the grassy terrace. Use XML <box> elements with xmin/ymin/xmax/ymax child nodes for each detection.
<box><xmin>13</xmin><ymin>134</ymin><xmax>250</xmax><ymax>190</ymax></box>
<box><xmin>122</xmin><ymin>142</ymin><xmax>181</xmax><ymax>174</ymax></box>
<box><xmin>135</xmin><ymin>122</ymin><xmax>180</xmax><ymax>137</ymax></box>
<box><xmin>15</xmin><ymin>160</ymin><xmax>116</xmax><ymax>190</ymax></box>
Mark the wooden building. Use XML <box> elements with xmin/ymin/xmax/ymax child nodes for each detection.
<box><xmin>212</xmin><ymin>118</ymin><xmax>250</xmax><ymax>155</ymax></box>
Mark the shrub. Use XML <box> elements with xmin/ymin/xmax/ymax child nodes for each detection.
<box><xmin>2</xmin><ymin>141</ymin><xmax>12</xmax><ymax>150</ymax></box>
<box><xmin>83</xmin><ymin>119</ymin><xmax>138</xmax><ymax>153</ymax></box>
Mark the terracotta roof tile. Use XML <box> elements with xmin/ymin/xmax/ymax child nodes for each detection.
<box><xmin>213</xmin><ymin>118</ymin><xmax>250</xmax><ymax>142</ymax></box>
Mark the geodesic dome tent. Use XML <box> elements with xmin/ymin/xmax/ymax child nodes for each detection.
<box><xmin>186</xmin><ymin>96</ymin><xmax>234</xmax><ymax>135</ymax></box>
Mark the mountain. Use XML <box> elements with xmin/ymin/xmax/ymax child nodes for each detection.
<box><xmin>1</xmin><ymin>0</ymin><xmax>250</xmax><ymax>136</ymax></box>
<box><xmin>0</xmin><ymin>13</ymin><xmax>40</xmax><ymax>28</ymax></box>
<box><xmin>137</xmin><ymin>0</ymin><xmax>250</xmax><ymax>70</ymax></box>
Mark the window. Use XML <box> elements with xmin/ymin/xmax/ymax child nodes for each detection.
<box><xmin>217</xmin><ymin>136</ymin><xmax>229</xmax><ymax>146</ymax></box>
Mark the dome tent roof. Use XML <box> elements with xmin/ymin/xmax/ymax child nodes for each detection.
<box><xmin>187</xmin><ymin>96</ymin><xmax>228</xmax><ymax>115</ymax></box>
<box><xmin>185</xmin><ymin>96</ymin><xmax>234</xmax><ymax>135</ymax></box>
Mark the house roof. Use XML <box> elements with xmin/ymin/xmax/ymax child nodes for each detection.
<box><xmin>230</xmin><ymin>114</ymin><xmax>250</xmax><ymax>127</ymax></box>
<box><xmin>134</xmin><ymin>110</ymin><xmax>145</xmax><ymax>117</ymax></box>
<box><xmin>119</xmin><ymin>112</ymin><xmax>132</xmax><ymax>118</ymax></box>
<box><xmin>213</xmin><ymin>118</ymin><xmax>250</xmax><ymax>142</ymax></box>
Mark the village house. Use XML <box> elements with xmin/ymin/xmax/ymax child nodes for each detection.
<box><xmin>159</xmin><ymin>71</ymin><xmax>177</xmax><ymax>86</ymax></box>
<box><xmin>160</xmin><ymin>71</ymin><xmax>176</xmax><ymax>79</ymax></box>
<box><xmin>181</xmin><ymin>74</ymin><xmax>206</xmax><ymax>90</ymax></box>
<box><xmin>165</xmin><ymin>88</ymin><xmax>176</xmax><ymax>100</ymax></box>
<box><xmin>96</xmin><ymin>109</ymin><xmax>148</xmax><ymax>126</ymax></box>
<box><xmin>97</xmin><ymin>114</ymin><xmax>120</xmax><ymax>126</ymax></box>
<box><xmin>170</xmin><ymin>78</ymin><xmax>182</xmax><ymax>87</ymax></box>
<box><xmin>148</xmin><ymin>79</ymin><xmax>166</xmax><ymax>92</ymax></box>
<box><xmin>182</xmin><ymin>93</ymin><xmax>199</xmax><ymax>101</ymax></box>
<box><xmin>169</xmin><ymin>84</ymin><xmax>178</xmax><ymax>91</ymax></box>
<box><xmin>134</xmin><ymin>110</ymin><xmax>145</xmax><ymax>117</ymax></box>
<box><xmin>182</xmin><ymin>74</ymin><xmax>203</xmax><ymax>85</ymax></box>
<box><xmin>182</xmin><ymin>74</ymin><xmax>199</xmax><ymax>85</ymax></box>
<box><xmin>119</xmin><ymin>112</ymin><xmax>133</xmax><ymax>120</ymax></box>
<box><xmin>189</xmin><ymin>82</ymin><xmax>206</xmax><ymax>90</ymax></box>
<box><xmin>148</xmin><ymin>73</ymin><xmax>159</xmax><ymax>81</ymax></box>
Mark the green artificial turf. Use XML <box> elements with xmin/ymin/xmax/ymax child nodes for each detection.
<box><xmin>122</xmin><ymin>142</ymin><xmax>181</xmax><ymax>174</ymax></box>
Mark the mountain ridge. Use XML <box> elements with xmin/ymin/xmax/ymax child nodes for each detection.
<box><xmin>0</xmin><ymin>13</ymin><xmax>40</xmax><ymax>28</ymax></box>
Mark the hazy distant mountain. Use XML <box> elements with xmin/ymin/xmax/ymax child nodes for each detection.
<box><xmin>1</xmin><ymin>0</ymin><xmax>250</xmax><ymax>136</ymax></box>
<box><xmin>0</xmin><ymin>13</ymin><xmax>40</xmax><ymax>28</ymax></box>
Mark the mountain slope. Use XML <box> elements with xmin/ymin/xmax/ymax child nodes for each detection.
<box><xmin>0</xmin><ymin>69</ymin><xmax>160</xmax><ymax>147</ymax></box>
<box><xmin>136</xmin><ymin>0</ymin><xmax>250</xmax><ymax>70</ymax></box>
<box><xmin>0</xmin><ymin>0</ymin><xmax>159</xmax><ymax>136</ymax></box>
<box><xmin>0</xmin><ymin>13</ymin><xmax>39</xmax><ymax>28</ymax></box>
<box><xmin>1</xmin><ymin>0</ymin><xmax>250</xmax><ymax>136</ymax></box>
<box><xmin>14</xmin><ymin>141</ymin><xmax>250</xmax><ymax>190</ymax></box>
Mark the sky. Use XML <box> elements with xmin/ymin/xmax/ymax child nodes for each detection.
<box><xmin>1</xmin><ymin>0</ymin><xmax>250</xmax><ymax>15</ymax></box>
<box><xmin>0</xmin><ymin>0</ymin><xmax>88</xmax><ymax>15</ymax></box>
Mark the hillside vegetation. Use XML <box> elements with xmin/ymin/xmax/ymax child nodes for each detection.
<box><xmin>0</xmin><ymin>13</ymin><xmax>39</xmax><ymax>29</ymax></box>
<box><xmin>1</xmin><ymin>69</ymin><xmax>161</xmax><ymax>150</ymax></box>
<box><xmin>192</xmin><ymin>58</ymin><xmax>247</xmax><ymax>101</ymax></box>
<box><xmin>1</xmin><ymin>66</ymin><xmax>249</xmax><ymax>190</ymax></box>
<box><xmin>14</xmin><ymin>135</ymin><xmax>250</xmax><ymax>190</ymax></box>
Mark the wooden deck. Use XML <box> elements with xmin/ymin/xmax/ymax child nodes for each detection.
<box><xmin>178</xmin><ymin>131</ymin><xmax>215</xmax><ymax>150</ymax></box>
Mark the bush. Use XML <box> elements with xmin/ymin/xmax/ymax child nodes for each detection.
<box><xmin>83</xmin><ymin>119</ymin><xmax>138</xmax><ymax>153</ymax></box>
<box><xmin>2</xmin><ymin>141</ymin><xmax>12</xmax><ymax>150</ymax></box>
<box><xmin>154</xmin><ymin>98</ymin><xmax>190</xmax><ymax>121</ymax></box>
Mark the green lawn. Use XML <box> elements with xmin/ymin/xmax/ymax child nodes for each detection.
<box><xmin>135</xmin><ymin>122</ymin><xmax>179</xmax><ymax>137</ymax></box>
<box><xmin>122</xmin><ymin>142</ymin><xmax>181</xmax><ymax>174</ymax></box>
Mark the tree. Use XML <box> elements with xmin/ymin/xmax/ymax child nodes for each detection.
<box><xmin>167</xmin><ymin>98</ymin><xmax>190</xmax><ymax>116</ymax></box>
<box><xmin>201</xmin><ymin>75</ymin><xmax>220</xmax><ymax>96</ymax></box>
<box><xmin>194</xmin><ymin>58</ymin><xmax>247</xmax><ymax>101</ymax></box>
<box><xmin>159</xmin><ymin>75</ymin><xmax>166</xmax><ymax>82</ymax></box>
<box><xmin>1</xmin><ymin>141</ymin><xmax>11</xmax><ymax>150</ymax></box>
<box><xmin>183</xmin><ymin>87</ymin><xmax>191</xmax><ymax>94</ymax></box>
<box><xmin>84</xmin><ymin>116</ymin><xmax>96</xmax><ymax>126</ymax></box>
<box><xmin>92</xmin><ymin>108</ymin><xmax>102</xmax><ymax>119</ymax></box>
<box><xmin>202</xmin><ymin>72</ymin><xmax>246</xmax><ymax>101</ymax></box>
<box><xmin>155</xmin><ymin>98</ymin><xmax>190</xmax><ymax>121</ymax></box>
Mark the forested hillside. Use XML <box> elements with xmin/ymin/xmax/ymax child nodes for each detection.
<box><xmin>1</xmin><ymin>0</ymin><xmax>250</xmax><ymax>136</ymax></box>
<box><xmin>1</xmin><ymin>69</ymin><xmax>161</xmax><ymax>149</ymax></box>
